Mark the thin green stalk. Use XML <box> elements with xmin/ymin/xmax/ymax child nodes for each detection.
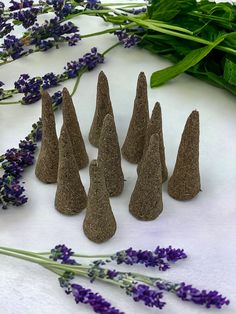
<box><xmin>81</xmin><ymin>22</ymin><xmax>136</xmax><ymax>39</ymax></box>
<box><xmin>70</xmin><ymin>68</ymin><xmax>87</xmax><ymax>97</ymax></box>
<box><xmin>0</xmin><ymin>101</ymin><xmax>22</xmax><ymax>105</ymax></box>
<box><xmin>102</xmin><ymin>42</ymin><xmax>121</xmax><ymax>56</ymax></box>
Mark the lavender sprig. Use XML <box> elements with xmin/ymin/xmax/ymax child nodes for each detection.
<box><xmin>106</xmin><ymin>246</ymin><xmax>187</xmax><ymax>270</ymax></box>
<box><xmin>0</xmin><ymin>245</ymin><xmax>230</xmax><ymax>312</ymax></box>
<box><xmin>0</xmin><ymin>46</ymin><xmax>104</xmax><ymax>209</ymax></box>
<box><xmin>0</xmin><ymin>47</ymin><xmax>103</xmax><ymax>104</ymax></box>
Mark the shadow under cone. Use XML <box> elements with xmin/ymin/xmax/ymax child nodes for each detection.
<box><xmin>89</xmin><ymin>71</ymin><xmax>113</xmax><ymax>147</ymax></box>
<box><xmin>83</xmin><ymin>160</ymin><xmax>116</xmax><ymax>243</ymax></box>
<box><xmin>62</xmin><ymin>88</ymin><xmax>89</xmax><ymax>170</ymax></box>
<box><xmin>55</xmin><ymin>125</ymin><xmax>87</xmax><ymax>215</ymax></box>
<box><xmin>168</xmin><ymin>110</ymin><xmax>200</xmax><ymax>200</ymax></box>
<box><xmin>35</xmin><ymin>91</ymin><xmax>58</xmax><ymax>183</ymax></box>
<box><xmin>98</xmin><ymin>114</ymin><xmax>124</xmax><ymax>197</ymax></box>
<box><xmin>121</xmin><ymin>72</ymin><xmax>149</xmax><ymax>163</ymax></box>
<box><xmin>137</xmin><ymin>102</ymin><xmax>168</xmax><ymax>182</ymax></box>
<box><xmin>129</xmin><ymin>134</ymin><xmax>163</xmax><ymax>221</ymax></box>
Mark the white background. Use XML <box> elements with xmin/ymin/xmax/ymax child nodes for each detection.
<box><xmin>0</xmin><ymin>1</ymin><xmax>236</xmax><ymax>313</ymax></box>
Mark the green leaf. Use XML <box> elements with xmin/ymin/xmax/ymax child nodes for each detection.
<box><xmin>224</xmin><ymin>58</ymin><xmax>236</xmax><ymax>86</ymax></box>
<box><xmin>150</xmin><ymin>34</ymin><xmax>230</xmax><ymax>87</ymax></box>
<box><xmin>148</xmin><ymin>0</ymin><xmax>197</xmax><ymax>21</ymax></box>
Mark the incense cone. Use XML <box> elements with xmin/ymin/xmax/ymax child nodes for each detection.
<box><xmin>98</xmin><ymin>114</ymin><xmax>124</xmax><ymax>197</ymax></box>
<box><xmin>55</xmin><ymin>125</ymin><xmax>87</xmax><ymax>215</ymax></box>
<box><xmin>35</xmin><ymin>91</ymin><xmax>58</xmax><ymax>183</ymax></box>
<box><xmin>89</xmin><ymin>71</ymin><xmax>113</xmax><ymax>147</ymax></box>
<box><xmin>62</xmin><ymin>88</ymin><xmax>89</xmax><ymax>169</ymax></box>
<box><xmin>129</xmin><ymin>134</ymin><xmax>163</xmax><ymax>221</ymax></box>
<box><xmin>168</xmin><ymin>110</ymin><xmax>200</xmax><ymax>200</ymax></box>
<box><xmin>121</xmin><ymin>72</ymin><xmax>149</xmax><ymax>163</ymax></box>
<box><xmin>137</xmin><ymin>102</ymin><xmax>168</xmax><ymax>182</ymax></box>
<box><xmin>83</xmin><ymin>160</ymin><xmax>117</xmax><ymax>243</ymax></box>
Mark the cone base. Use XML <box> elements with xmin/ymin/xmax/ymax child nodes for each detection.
<box><xmin>83</xmin><ymin>221</ymin><xmax>116</xmax><ymax>243</ymax></box>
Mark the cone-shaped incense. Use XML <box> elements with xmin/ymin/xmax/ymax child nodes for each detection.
<box><xmin>62</xmin><ymin>88</ymin><xmax>89</xmax><ymax>169</ymax></box>
<box><xmin>89</xmin><ymin>71</ymin><xmax>113</xmax><ymax>147</ymax></box>
<box><xmin>137</xmin><ymin>102</ymin><xmax>168</xmax><ymax>182</ymax></box>
<box><xmin>168</xmin><ymin>110</ymin><xmax>200</xmax><ymax>200</ymax></box>
<box><xmin>121</xmin><ymin>72</ymin><xmax>149</xmax><ymax>163</ymax></box>
<box><xmin>55</xmin><ymin>125</ymin><xmax>87</xmax><ymax>215</ymax></box>
<box><xmin>129</xmin><ymin>134</ymin><xmax>163</xmax><ymax>221</ymax></box>
<box><xmin>35</xmin><ymin>91</ymin><xmax>58</xmax><ymax>183</ymax></box>
<box><xmin>83</xmin><ymin>160</ymin><xmax>117</xmax><ymax>243</ymax></box>
<box><xmin>98</xmin><ymin>114</ymin><xmax>124</xmax><ymax>197</ymax></box>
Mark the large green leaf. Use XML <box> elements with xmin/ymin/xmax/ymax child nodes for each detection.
<box><xmin>150</xmin><ymin>34</ymin><xmax>231</xmax><ymax>87</ymax></box>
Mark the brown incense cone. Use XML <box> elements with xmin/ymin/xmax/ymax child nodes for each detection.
<box><xmin>129</xmin><ymin>134</ymin><xmax>163</xmax><ymax>221</ymax></box>
<box><xmin>89</xmin><ymin>71</ymin><xmax>113</xmax><ymax>147</ymax></box>
<box><xmin>121</xmin><ymin>72</ymin><xmax>149</xmax><ymax>163</ymax></box>
<box><xmin>98</xmin><ymin>114</ymin><xmax>124</xmax><ymax>197</ymax></box>
<box><xmin>55</xmin><ymin>125</ymin><xmax>87</xmax><ymax>215</ymax></box>
<box><xmin>168</xmin><ymin>110</ymin><xmax>200</xmax><ymax>200</ymax></box>
<box><xmin>35</xmin><ymin>91</ymin><xmax>59</xmax><ymax>183</ymax></box>
<box><xmin>62</xmin><ymin>88</ymin><xmax>89</xmax><ymax>169</ymax></box>
<box><xmin>83</xmin><ymin>160</ymin><xmax>117</xmax><ymax>243</ymax></box>
<box><xmin>137</xmin><ymin>102</ymin><xmax>168</xmax><ymax>182</ymax></box>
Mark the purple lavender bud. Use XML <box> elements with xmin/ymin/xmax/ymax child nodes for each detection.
<box><xmin>50</xmin><ymin>244</ymin><xmax>76</xmax><ymax>265</ymax></box>
<box><xmin>46</xmin><ymin>0</ymin><xmax>74</xmax><ymax>18</ymax></box>
<box><xmin>2</xmin><ymin>35</ymin><xmax>24</xmax><ymax>60</ymax></box>
<box><xmin>113</xmin><ymin>246</ymin><xmax>187</xmax><ymax>270</ymax></box>
<box><xmin>71</xmin><ymin>283</ymin><xmax>124</xmax><ymax>314</ymax></box>
<box><xmin>85</xmin><ymin>0</ymin><xmax>102</xmax><ymax>10</ymax></box>
<box><xmin>131</xmin><ymin>284</ymin><xmax>166</xmax><ymax>309</ymax></box>
<box><xmin>175</xmin><ymin>282</ymin><xmax>230</xmax><ymax>309</ymax></box>
<box><xmin>10</xmin><ymin>7</ymin><xmax>41</xmax><ymax>28</ymax></box>
<box><xmin>66</xmin><ymin>33</ymin><xmax>81</xmax><ymax>46</ymax></box>
<box><xmin>0</xmin><ymin>176</ymin><xmax>27</xmax><ymax>209</ymax></box>
<box><xmin>9</xmin><ymin>0</ymin><xmax>34</xmax><ymax>11</ymax></box>
<box><xmin>51</xmin><ymin>90</ymin><xmax>62</xmax><ymax>107</ymax></box>
<box><xmin>115</xmin><ymin>30</ymin><xmax>140</xmax><ymax>48</ymax></box>
<box><xmin>42</xmin><ymin>72</ymin><xmax>58</xmax><ymax>89</ymax></box>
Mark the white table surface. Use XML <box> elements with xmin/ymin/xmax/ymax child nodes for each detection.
<box><xmin>0</xmin><ymin>1</ymin><xmax>236</xmax><ymax>313</ymax></box>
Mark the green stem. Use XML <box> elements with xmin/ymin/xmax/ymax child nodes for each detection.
<box><xmin>70</xmin><ymin>68</ymin><xmax>87</xmax><ymax>97</ymax></box>
<box><xmin>81</xmin><ymin>22</ymin><xmax>136</xmax><ymax>39</ymax></box>
<box><xmin>102</xmin><ymin>42</ymin><xmax>121</xmax><ymax>56</ymax></box>
<box><xmin>0</xmin><ymin>101</ymin><xmax>22</xmax><ymax>105</ymax></box>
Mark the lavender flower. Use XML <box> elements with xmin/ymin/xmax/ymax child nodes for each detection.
<box><xmin>10</xmin><ymin>7</ymin><xmax>41</xmax><ymax>28</ymax></box>
<box><xmin>64</xmin><ymin>47</ymin><xmax>104</xmax><ymax>78</ymax></box>
<box><xmin>113</xmin><ymin>246</ymin><xmax>187</xmax><ymax>270</ymax></box>
<box><xmin>131</xmin><ymin>284</ymin><xmax>165</xmax><ymax>309</ymax></box>
<box><xmin>29</xmin><ymin>18</ymin><xmax>80</xmax><ymax>49</ymax></box>
<box><xmin>1</xmin><ymin>35</ymin><xmax>24</xmax><ymax>60</ymax></box>
<box><xmin>115</xmin><ymin>30</ymin><xmax>140</xmax><ymax>48</ymax></box>
<box><xmin>71</xmin><ymin>283</ymin><xmax>124</xmax><ymax>314</ymax></box>
<box><xmin>0</xmin><ymin>137</ymin><xmax>36</xmax><ymax>208</ymax></box>
<box><xmin>85</xmin><ymin>0</ymin><xmax>102</xmax><ymax>10</ymax></box>
<box><xmin>46</xmin><ymin>0</ymin><xmax>75</xmax><ymax>19</ymax></box>
<box><xmin>50</xmin><ymin>244</ymin><xmax>76</xmax><ymax>265</ymax></box>
<box><xmin>51</xmin><ymin>90</ymin><xmax>62</xmax><ymax>106</ymax></box>
<box><xmin>175</xmin><ymin>282</ymin><xmax>230</xmax><ymax>309</ymax></box>
<box><xmin>9</xmin><ymin>0</ymin><xmax>34</xmax><ymax>11</ymax></box>
<box><xmin>0</xmin><ymin>176</ymin><xmax>28</xmax><ymax>209</ymax></box>
<box><xmin>15</xmin><ymin>74</ymin><xmax>43</xmax><ymax>104</ymax></box>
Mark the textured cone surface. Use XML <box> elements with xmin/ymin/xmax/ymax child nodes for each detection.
<box><xmin>129</xmin><ymin>134</ymin><xmax>163</xmax><ymax>221</ymax></box>
<box><xmin>35</xmin><ymin>91</ymin><xmax>59</xmax><ymax>183</ymax></box>
<box><xmin>98</xmin><ymin>114</ymin><xmax>124</xmax><ymax>197</ymax></box>
<box><xmin>137</xmin><ymin>102</ymin><xmax>168</xmax><ymax>182</ymax></box>
<box><xmin>83</xmin><ymin>160</ymin><xmax>117</xmax><ymax>243</ymax></box>
<box><xmin>168</xmin><ymin>110</ymin><xmax>200</xmax><ymax>200</ymax></box>
<box><xmin>55</xmin><ymin>125</ymin><xmax>87</xmax><ymax>215</ymax></box>
<box><xmin>62</xmin><ymin>88</ymin><xmax>89</xmax><ymax>169</ymax></box>
<box><xmin>121</xmin><ymin>72</ymin><xmax>149</xmax><ymax>163</ymax></box>
<box><xmin>89</xmin><ymin>71</ymin><xmax>113</xmax><ymax>147</ymax></box>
